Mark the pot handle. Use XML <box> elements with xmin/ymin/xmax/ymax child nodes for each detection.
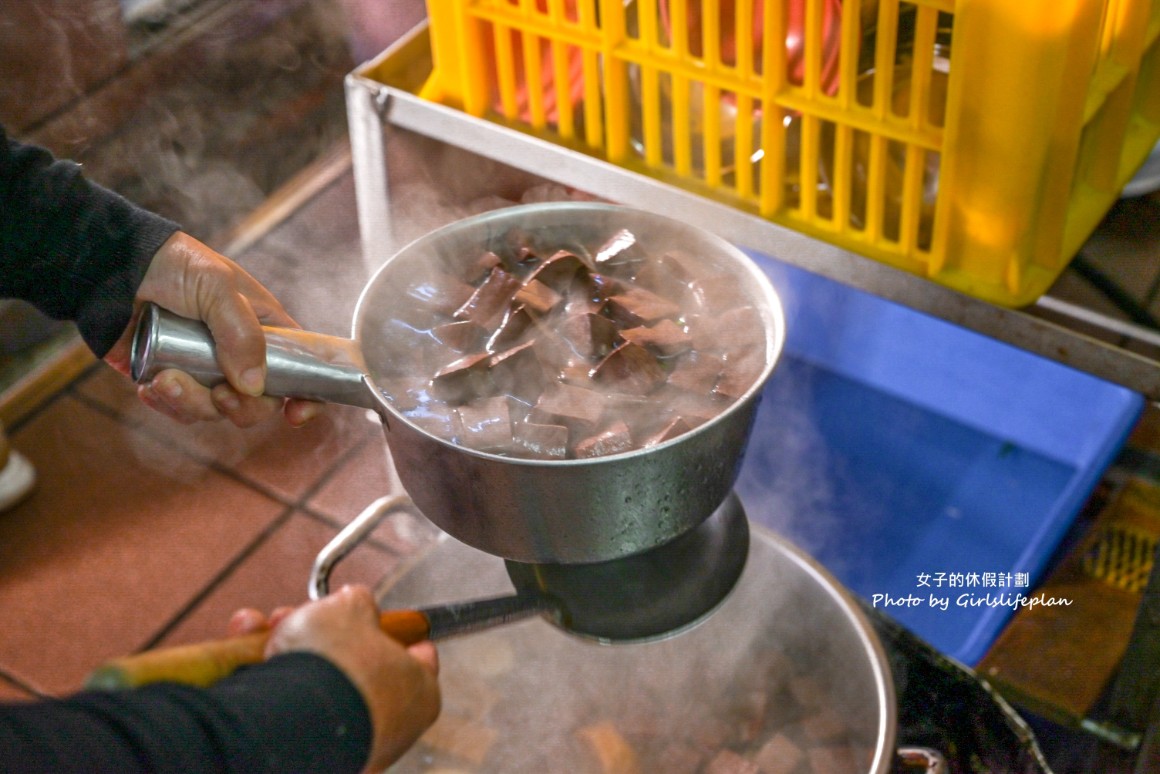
<box><xmin>130</xmin><ymin>302</ymin><xmax>378</xmax><ymax>410</ymax></box>
<box><xmin>310</xmin><ymin>495</ymin><xmax>423</xmax><ymax>600</ymax></box>
<box><xmin>895</xmin><ymin>747</ymin><xmax>948</xmax><ymax>773</ymax></box>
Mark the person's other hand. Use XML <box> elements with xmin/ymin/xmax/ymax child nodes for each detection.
<box><xmin>230</xmin><ymin>586</ymin><xmax>441</xmax><ymax>771</ymax></box>
<box><xmin>103</xmin><ymin>231</ymin><xmax>322</xmax><ymax>427</ymax></box>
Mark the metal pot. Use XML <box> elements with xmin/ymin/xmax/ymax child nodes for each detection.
<box><xmin>370</xmin><ymin>516</ymin><xmax>944</xmax><ymax>773</ymax></box>
<box><xmin>133</xmin><ymin>203</ymin><xmax>786</xmax><ymax>564</ymax></box>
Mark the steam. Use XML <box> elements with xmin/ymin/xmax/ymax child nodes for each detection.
<box><xmin>733</xmin><ymin>364</ymin><xmax>849</xmax><ymax>566</ymax></box>
<box><xmin>336</xmin><ymin>0</ymin><xmax>427</xmax><ymax>65</ymax></box>
<box><xmin>384</xmin><ymin>531</ymin><xmax>882</xmax><ymax>773</ymax></box>
<box><xmin>358</xmin><ymin>200</ymin><xmax>772</xmax><ymax>460</ymax></box>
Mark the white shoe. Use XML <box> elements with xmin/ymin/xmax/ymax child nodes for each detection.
<box><xmin>0</xmin><ymin>450</ymin><xmax>36</xmax><ymax>512</ymax></box>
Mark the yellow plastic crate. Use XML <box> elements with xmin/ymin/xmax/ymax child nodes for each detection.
<box><xmin>419</xmin><ymin>0</ymin><xmax>1160</xmax><ymax>307</ymax></box>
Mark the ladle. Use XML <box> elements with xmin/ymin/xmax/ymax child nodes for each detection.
<box><xmin>85</xmin><ymin>493</ymin><xmax>748</xmax><ymax>690</ymax></box>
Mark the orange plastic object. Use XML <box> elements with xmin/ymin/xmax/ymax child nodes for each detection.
<box><xmin>421</xmin><ymin>0</ymin><xmax>1160</xmax><ymax>306</ymax></box>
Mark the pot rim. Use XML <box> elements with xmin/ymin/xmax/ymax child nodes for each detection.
<box><xmin>773</xmin><ymin>526</ymin><xmax>899</xmax><ymax>772</ymax></box>
<box><xmin>374</xmin><ymin>520</ymin><xmax>899</xmax><ymax>769</ymax></box>
<box><xmin>351</xmin><ymin>202</ymin><xmax>787</xmax><ymax>466</ymax></box>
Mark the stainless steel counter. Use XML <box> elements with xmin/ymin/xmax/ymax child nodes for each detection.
<box><xmin>345</xmin><ymin>22</ymin><xmax>1160</xmax><ymax>400</ymax></box>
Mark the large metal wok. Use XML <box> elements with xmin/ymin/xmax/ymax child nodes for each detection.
<box><xmin>373</xmin><ymin>516</ymin><xmax>945</xmax><ymax>774</ymax></box>
<box><xmin>133</xmin><ymin>203</ymin><xmax>786</xmax><ymax>565</ymax></box>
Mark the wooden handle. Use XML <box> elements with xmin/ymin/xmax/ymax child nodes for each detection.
<box><xmin>85</xmin><ymin>632</ymin><xmax>270</xmax><ymax>691</ymax></box>
<box><xmin>377</xmin><ymin>609</ymin><xmax>431</xmax><ymax>646</ymax></box>
<box><xmin>85</xmin><ymin>609</ymin><xmax>433</xmax><ymax>690</ymax></box>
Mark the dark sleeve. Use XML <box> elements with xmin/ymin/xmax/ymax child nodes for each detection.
<box><xmin>0</xmin><ymin>124</ymin><xmax>181</xmax><ymax>357</ymax></box>
<box><xmin>0</xmin><ymin>653</ymin><xmax>372</xmax><ymax>774</ymax></box>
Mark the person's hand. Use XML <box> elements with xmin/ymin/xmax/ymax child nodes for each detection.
<box><xmin>229</xmin><ymin>586</ymin><xmax>441</xmax><ymax>771</ymax></box>
<box><xmin>103</xmin><ymin>231</ymin><xmax>322</xmax><ymax>428</ymax></box>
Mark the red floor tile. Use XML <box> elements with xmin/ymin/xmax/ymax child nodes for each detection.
<box><xmin>74</xmin><ymin>366</ymin><xmax>379</xmax><ymax>503</ymax></box>
<box><xmin>158</xmin><ymin>512</ymin><xmax>403</xmax><ymax>648</ymax></box>
<box><xmin>303</xmin><ymin>429</ymin><xmax>398</xmax><ymax>521</ymax></box>
<box><xmin>0</xmin><ymin>396</ymin><xmax>287</xmax><ymax>695</ymax></box>
<box><xmin>305</xmin><ymin>438</ymin><xmax>442</xmax><ymax>556</ymax></box>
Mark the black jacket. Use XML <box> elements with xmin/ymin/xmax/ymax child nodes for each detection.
<box><xmin>0</xmin><ymin>653</ymin><xmax>372</xmax><ymax>774</ymax></box>
<box><xmin>0</xmin><ymin>124</ymin><xmax>177</xmax><ymax>356</ymax></box>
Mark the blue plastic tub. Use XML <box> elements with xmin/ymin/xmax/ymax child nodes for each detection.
<box><xmin>736</xmin><ymin>253</ymin><xmax>1145</xmax><ymax>666</ymax></box>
